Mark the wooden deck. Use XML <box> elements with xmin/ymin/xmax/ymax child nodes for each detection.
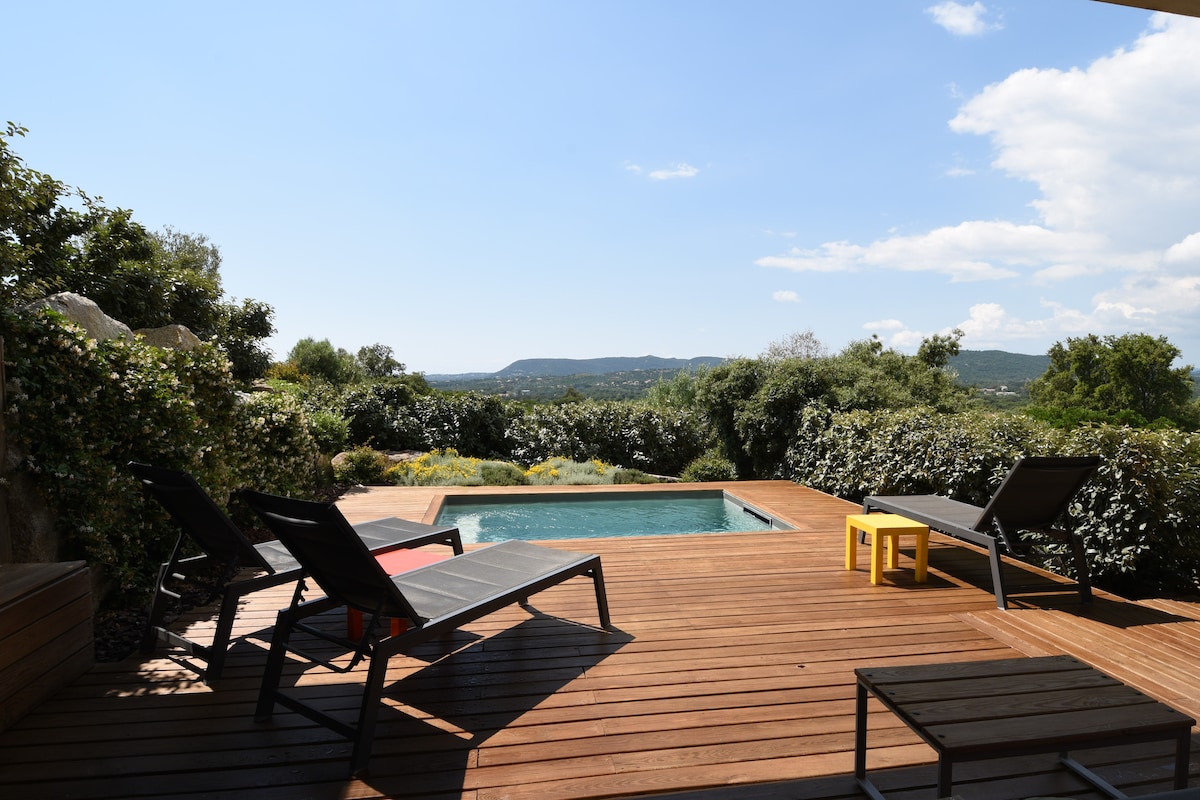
<box><xmin>1</xmin><ymin>481</ymin><xmax>1197</xmax><ymax>799</ymax></box>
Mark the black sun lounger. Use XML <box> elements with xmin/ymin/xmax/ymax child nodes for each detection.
<box><xmin>240</xmin><ymin>489</ymin><xmax>611</xmax><ymax>776</ymax></box>
<box><xmin>129</xmin><ymin>462</ymin><xmax>462</xmax><ymax>683</ymax></box>
<box><xmin>862</xmin><ymin>455</ymin><xmax>1100</xmax><ymax>609</ymax></box>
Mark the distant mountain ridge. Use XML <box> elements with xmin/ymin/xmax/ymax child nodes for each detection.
<box><xmin>425</xmin><ymin>350</ymin><xmax>1198</xmax><ymax>402</ymax></box>
<box><xmin>427</xmin><ymin>351</ymin><xmax>1044</xmax><ymax>384</ymax></box>
<box><xmin>495</xmin><ymin>356</ymin><xmax>725</xmax><ymax>378</ymax></box>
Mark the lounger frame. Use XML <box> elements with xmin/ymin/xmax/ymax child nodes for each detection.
<box><xmin>241</xmin><ymin>489</ymin><xmax>611</xmax><ymax>775</ymax></box>
<box><xmin>130</xmin><ymin>462</ymin><xmax>461</xmax><ymax>683</ymax></box>
<box><xmin>863</xmin><ymin>455</ymin><xmax>1100</xmax><ymax>609</ymax></box>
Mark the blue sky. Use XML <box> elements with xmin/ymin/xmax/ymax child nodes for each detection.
<box><xmin>7</xmin><ymin>1</ymin><xmax>1200</xmax><ymax>374</ymax></box>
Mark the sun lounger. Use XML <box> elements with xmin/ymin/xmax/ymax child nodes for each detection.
<box><xmin>862</xmin><ymin>455</ymin><xmax>1100</xmax><ymax>609</ymax></box>
<box><xmin>240</xmin><ymin>489</ymin><xmax>611</xmax><ymax>776</ymax></box>
<box><xmin>129</xmin><ymin>462</ymin><xmax>462</xmax><ymax>683</ymax></box>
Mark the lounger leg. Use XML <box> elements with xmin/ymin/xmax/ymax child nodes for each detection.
<box><xmin>590</xmin><ymin>562</ymin><xmax>611</xmax><ymax>629</ymax></box>
<box><xmin>255</xmin><ymin>607</ymin><xmax>294</xmax><ymax>721</ymax></box>
<box><xmin>987</xmin><ymin>539</ymin><xmax>1008</xmax><ymax>610</ymax></box>
<box><xmin>350</xmin><ymin>650</ymin><xmax>392</xmax><ymax>776</ymax></box>
<box><xmin>142</xmin><ymin>539</ymin><xmax>186</xmax><ymax>653</ymax></box>
<box><xmin>141</xmin><ymin>563</ymin><xmax>175</xmax><ymax>653</ymax></box>
<box><xmin>203</xmin><ymin>589</ymin><xmax>243</xmax><ymax>684</ymax></box>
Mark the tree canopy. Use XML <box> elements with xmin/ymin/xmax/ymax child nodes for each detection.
<box><xmin>693</xmin><ymin>332</ymin><xmax>972</xmax><ymax>478</ymax></box>
<box><xmin>1028</xmin><ymin>333</ymin><xmax>1197</xmax><ymax>429</ymax></box>
<box><xmin>1</xmin><ymin>124</ymin><xmax>274</xmax><ymax>381</ymax></box>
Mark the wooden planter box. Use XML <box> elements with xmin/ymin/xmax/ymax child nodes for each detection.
<box><xmin>0</xmin><ymin>561</ymin><xmax>93</xmax><ymax>732</ymax></box>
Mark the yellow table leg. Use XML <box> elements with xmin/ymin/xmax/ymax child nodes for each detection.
<box><xmin>871</xmin><ymin>533</ymin><xmax>886</xmax><ymax>585</ymax></box>
<box><xmin>914</xmin><ymin>530</ymin><xmax>929</xmax><ymax>583</ymax></box>
<box><xmin>886</xmin><ymin>535</ymin><xmax>900</xmax><ymax>569</ymax></box>
<box><xmin>845</xmin><ymin>518</ymin><xmax>858</xmax><ymax>571</ymax></box>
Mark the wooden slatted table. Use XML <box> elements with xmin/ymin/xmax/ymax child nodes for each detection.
<box><xmin>854</xmin><ymin>655</ymin><xmax>1195</xmax><ymax>799</ymax></box>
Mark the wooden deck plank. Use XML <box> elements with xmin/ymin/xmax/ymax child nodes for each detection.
<box><xmin>0</xmin><ymin>480</ymin><xmax>1195</xmax><ymax>800</ymax></box>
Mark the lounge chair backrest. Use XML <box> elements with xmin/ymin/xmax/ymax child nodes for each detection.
<box><xmin>239</xmin><ymin>490</ymin><xmax>423</xmax><ymax>623</ymax></box>
<box><xmin>974</xmin><ymin>455</ymin><xmax>1101</xmax><ymax>534</ymax></box>
<box><xmin>129</xmin><ymin>461</ymin><xmax>274</xmax><ymax>573</ymax></box>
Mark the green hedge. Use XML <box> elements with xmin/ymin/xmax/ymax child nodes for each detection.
<box><xmin>2</xmin><ymin>310</ymin><xmax>318</xmax><ymax>604</ymax></box>
<box><xmin>326</xmin><ymin>385</ymin><xmax>705</xmax><ymax>476</ymax></box>
<box><xmin>506</xmin><ymin>400</ymin><xmax>705</xmax><ymax>476</ymax></box>
<box><xmin>786</xmin><ymin>407</ymin><xmax>1200</xmax><ymax>595</ymax></box>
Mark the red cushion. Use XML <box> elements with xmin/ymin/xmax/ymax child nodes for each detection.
<box><xmin>346</xmin><ymin>548</ymin><xmax>452</xmax><ymax>639</ymax></box>
<box><xmin>374</xmin><ymin>548</ymin><xmax>449</xmax><ymax>575</ymax></box>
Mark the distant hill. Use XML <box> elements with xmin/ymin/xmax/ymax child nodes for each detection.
<box><xmin>426</xmin><ymin>356</ymin><xmax>724</xmax><ymax>400</ymax></box>
<box><xmin>947</xmin><ymin>350</ymin><xmax>1050</xmax><ymax>390</ymax></box>
<box><xmin>424</xmin><ymin>350</ymin><xmax>1193</xmax><ymax>402</ymax></box>
<box><xmin>495</xmin><ymin>356</ymin><xmax>725</xmax><ymax>378</ymax></box>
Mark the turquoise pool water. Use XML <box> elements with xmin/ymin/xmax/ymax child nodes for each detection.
<box><xmin>433</xmin><ymin>491</ymin><xmax>785</xmax><ymax>544</ymax></box>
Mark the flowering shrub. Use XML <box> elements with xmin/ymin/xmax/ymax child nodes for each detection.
<box><xmin>2</xmin><ymin>309</ymin><xmax>317</xmax><ymax>604</ymax></box>
<box><xmin>388</xmin><ymin>448</ymin><xmax>488</xmax><ymax>486</ymax></box>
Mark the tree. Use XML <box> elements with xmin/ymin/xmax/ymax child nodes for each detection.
<box><xmin>917</xmin><ymin>328</ymin><xmax>963</xmax><ymax>370</ymax></box>
<box><xmin>217</xmin><ymin>299</ymin><xmax>275</xmax><ymax>383</ymax></box>
<box><xmin>2</xmin><ymin>123</ymin><xmax>155</xmax><ymax>309</ymax></box>
<box><xmin>287</xmin><ymin>337</ymin><xmax>362</xmax><ymax>385</ymax></box>
<box><xmin>356</xmin><ymin>343</ymin><xmax>405</xmax><ymax>378</ymax></box>
<box><xmin>762</xmin><ymin>329</ymin><xmax>829</xmax><ymax>361</ymax></box>
<box><xmin>1</xmin><ymin>125</ymin><xmax>276</xmax><ymax>381</ymax></box>
<box><xmin>1029</xmin><ymin>333</ymin><xmax>1196</xmax><ymax>428</ymax></box>
<box><xmin>693</xmin><ymin>334</ymin><xmax>972</xmax><ymax>478</ymax></box>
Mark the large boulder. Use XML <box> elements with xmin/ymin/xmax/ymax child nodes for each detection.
<box><xmin>19</xmin><ymin>292</ymin><xmax>131</xmax><ymax>341</ymax></box>
<box><xmin>134</xmin><ymin>324</ymin><xmax>202</xmax><ymax>351</ymax></box>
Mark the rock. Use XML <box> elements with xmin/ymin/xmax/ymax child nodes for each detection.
<box><xmin>134</xmin><ymin>324</ymin><xmax>202</xmax><ymax>351</ymax></box>
<box><xmin>20</xmin><ymin>292</ymin><xmax>131</xmax><ymax>340</ymax></box>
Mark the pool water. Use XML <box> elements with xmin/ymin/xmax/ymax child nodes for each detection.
<box><xmin>434</xmin><ymin>491</ymin><xmax>782</xmax><ymax>544</ymax></box>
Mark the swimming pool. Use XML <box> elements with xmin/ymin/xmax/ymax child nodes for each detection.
<box><xmin>433</xmin><ymin>490</ymin><xmax>789</xmax><ymax>544</ymax></box>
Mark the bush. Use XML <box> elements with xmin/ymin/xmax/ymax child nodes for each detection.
<box><xmin>612</xmin><ymin>468</ymin><xmax>660</xmax><ymax>484</ymax></box>
<box><xmin>340</xmin><ymin>381</ymin><xmax>422</xmax><ymax>449</ymax></box>
<box><xmin>507</xmin><ymin>400</ymin><xmax>705</xmax><ymax>475</ymax></box>
<box><xmin>407</xmin><ymin>393</ymin><xmax>513</xmax><ymax>458</ymax></box>
<box><xmin>480</xmin><ymin>461</ymin><xmax>528</xmax><ymax>486</ymax></box>
<box><xmin>307</xmin><ymin>408</ymin><xmax>350</xmax><ymax>454</ymax></box>
<box><xmin>384</xmin><ymin>450</ymin><xmax>635</xmax><ymax>487</ymax></box>
<box><xmin>333</xmin><ymin>446</ymin><xmax>391</xmax><ymax>485</ymax></box>
<box><xmin>388</xmin><ymin>449</ymin><xmax>486</xmax><ymax>486</ymax></box>
<box><xmin>2</xmin><ymin>309</ymin><xmax>317</xmax><ymax>605</ymax></box>
<box><xmin>680</xmin><ymin>451</ymin><xmax>738</xmax><ymax>482</ymax></box>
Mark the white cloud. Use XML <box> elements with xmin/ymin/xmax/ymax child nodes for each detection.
<box><xmin>949</xmin><ymin>16</ymin><xmax>1200</xmax><ymax>247</ymax></box>
<box><xmin>1165</xmin><ymin>231</ymin><xmax>1200</xmax><ymax>264</ymax></box>
<box><xmin>757</xmin><ymin>15</ymin><xmax>1200</xmax><ymax>357</ymax></box>
<box><xmin>758</xmin><ymin>221</ymin><xmax>1109</xmax><ymax>282</ymax></box>
<box><xmin>926</xmin><ymin>2</ymin><xmax>1000</xmax><ymax>37</ymax></box>
<box><xmin>773</xmin><ymin>290</ymin><xmax>801</xmax><ymax>303</ymax></box>
<box><xmin>624</xmin><ymin>162</ymin><xmax>643</xmax><ymax>175</ymax></box>
<box><xmin>648</xmin><ymin>162</ymin><xmax>700</xmax><ymax>181</ymax></box>
<box><xmin>864</xmin><ymin>319</ymin><xmax>905</xmax><ymax>331</ymax></box>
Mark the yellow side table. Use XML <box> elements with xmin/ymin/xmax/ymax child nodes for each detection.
<box><xmin>845</xmin><ymin>513</ymin><xmax>930</xmax><ymax>584</ymax></box>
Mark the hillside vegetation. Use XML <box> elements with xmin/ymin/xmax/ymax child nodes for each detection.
<box><xmin>428</xmin><ymin>350</ymin><xmax>1052</xmax><ymax>401</ymax></box>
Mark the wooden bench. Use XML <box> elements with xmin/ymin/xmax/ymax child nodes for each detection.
<box><xmin>0</xmin><ymin>562</ymin><xmax>93</xmax><ymax>732</ymax></box>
